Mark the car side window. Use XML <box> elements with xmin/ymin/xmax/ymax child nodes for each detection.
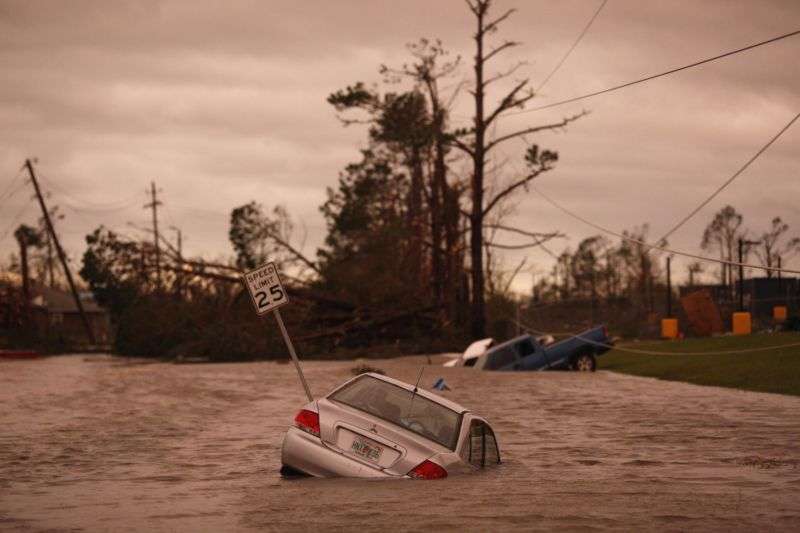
<box><xmin>488</xmin><ymin>347</ymin><xmax>517</xmax><ymax>369</ymax></box>
<box><xmin>517</xmin><ymin>338</ymin><xmax>536</xmax><ymax>357</ymax></box>
<box><xmin>461</xmin><ymin>420</ymin><xmax>501</xmax><ymax>468</ymax></box>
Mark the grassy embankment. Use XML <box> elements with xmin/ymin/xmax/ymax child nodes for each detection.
<box><xmin>600</xmin><ymin>332</ymin><xmax>800</xmax><ymax>397</ymax></box>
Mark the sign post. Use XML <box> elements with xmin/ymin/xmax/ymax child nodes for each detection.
<box><xmin>243</xmin><ymin>262</ymin><xmax>313</xmax><ymax>401</ymax></box>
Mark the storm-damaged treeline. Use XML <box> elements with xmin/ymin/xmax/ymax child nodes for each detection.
<box><xmin>73</xmin><ymin>1</ymin><xmax>800</xmax><ymax>358</ymax></box>
<box><xmin>520</xmin><ymin>206</ymin><xmax>800</xmax><ymax>338</ymax></box>
<box><xmin>78</xmin><ymin>0</ymin><xmax>581</xmax><ymax>359</ymax></box>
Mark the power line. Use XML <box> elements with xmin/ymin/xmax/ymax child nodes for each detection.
<box><xmin>531</xmin><ymin>183</ymin><xmax>800</xmax><ymax>275</ymax></box>
<box><xmin>658</xmin><ymin>111</ymin><xmax>800</xmax><ymax>243</ymax></box>
<box><xmin>536</xmin><ymin>0</ymin><xmax>608</xmax><ymax>93</ymax></box>
<box><xmin>511</xmin><ymin>29</ymin><xmax>800</xmax><ymax>115</ymax></box>
<box><xmin>0</xmin><ymin>169</ymin><xmax>24</xmax><ymax>199</ymax></box>
<box><xmin>37</xmin><ymin>172</ymin><xmax>140</xmax><ymax>211</ymax></box>
<box><xmin>0</xmin><ymin>172</ymin><xmax>29</xmax><ymax>208</ymax></box>
<box><xmin>0</xmin><ymin>201</ymin><xmax>34</xmax><ymax>242</ymax></box>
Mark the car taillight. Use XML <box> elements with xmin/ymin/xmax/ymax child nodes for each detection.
<box><xmin>408</xmin><ymin>460</ymin><xmax>447</xmax><ymax>480</ymax></box>
<box><xmin>294</xmin><ymin>409</ymin><xmax>320</xmax><ymax>437</ymax></box>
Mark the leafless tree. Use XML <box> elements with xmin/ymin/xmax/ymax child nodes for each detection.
<box><xmin>455</xmin><ymin>0</ymin><xmax>585</xmax><ymax>337</ymax></box>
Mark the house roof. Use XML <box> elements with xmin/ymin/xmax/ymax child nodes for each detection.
<box><xmin>31</xmin><ymin>286</ymin><xmax>106</xmax><ymax>314</ymax></box>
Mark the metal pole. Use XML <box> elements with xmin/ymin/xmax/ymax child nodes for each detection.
<box><xmin>666</xmin><ymin>256</ymin><xmax>672</xmax><ymax>318</ymax></box>
<box><xmin>273</xmin><ymin>307</ymin><xmax>313</xmax><ymax>402</ymax></box>
<box><xmin>738</xmin><ymin>239</ymin><xmax>744</xmax><ymax>312</ymax></box>
<box><xmin>144</xmin><ymin>182</ymin><xmax>162</xmax><ymax>289</ymax></box>
<box><xmin>25</xmin><ymin>159</ymin><xmax>96</xmax><ymax>345</ymax></box>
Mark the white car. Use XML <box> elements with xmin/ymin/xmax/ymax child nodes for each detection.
<box><xmin>280</xmin><ymin>373</ymin><xmax>501</xmax><ymax>479</ymax></box>
<box><xmin>443</xmin><ymin>338</ymin><xmax>495</xmax><ymax>367</ymax></box>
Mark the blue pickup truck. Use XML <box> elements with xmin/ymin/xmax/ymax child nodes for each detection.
<box><xmin>473</xmin><ymin>326</ymin><xmax>612</xmax><ymax>372</ymax></box>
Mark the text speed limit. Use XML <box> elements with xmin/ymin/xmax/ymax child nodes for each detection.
<box><xmin>243</xmin><ymin>262</ymin><xmax>289</xmax><ymax>315</ymax></box>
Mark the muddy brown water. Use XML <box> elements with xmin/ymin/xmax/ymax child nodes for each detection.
<box><xmin>1</xmin><ymin>354</ymin><xmax>799</xmax><ymax>532</ymax></box>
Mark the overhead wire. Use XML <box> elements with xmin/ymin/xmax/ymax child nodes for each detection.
<box><xmin>509</xmin><ymin>29</ymin><xmax>800</xmax><ymax>115</ymax></box>
<box><xmin>0</xmin><ymin>201</ymin><xmax>35</xmax><ymax>242</ymax></box>
<box><xmin>657</xmin><ymin>111</ymin><xmax>800</xmax><ymax>243</ymax></box>
<box><xmin>0</xmin><ymin>171</ymin><xmax>29</xmax><ymax>207</ymax></box>
<box><xmin>535</xmin><ymin>0</ymin><xmax>608</xmax><ymax>93</ymax></box>
<box><xmin>37</xmin><ymin>172</ymin><xmax>140</xmax><ymax>212</ymax></box>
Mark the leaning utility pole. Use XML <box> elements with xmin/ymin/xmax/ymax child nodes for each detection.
<box><xmin>24</xmin><ymin>159</ymin><xmax>96</xmax><ymax>345</ymax></box>
<box><xmin>144</xmin><ymin>181</ymin><xmax>162</xmax><ymax>289</ymax></box>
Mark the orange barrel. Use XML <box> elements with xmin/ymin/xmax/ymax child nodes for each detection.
<box><xmin>661</xmin><ymin>318</ymin><xmax>679</xmax><ymax>339</ymax></box>
<box><xmin>732</xmin><ymin>312</ymin><xmax>752</xmax><ymax>335</ymax></box>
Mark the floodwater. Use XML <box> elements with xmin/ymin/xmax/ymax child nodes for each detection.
<box><xmin>1</xmin><ymin>354</ymin><xmax>799</xmax><ymax>532</ymax></box>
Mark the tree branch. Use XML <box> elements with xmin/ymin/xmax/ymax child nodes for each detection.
<box><xmin>483</xmin><ymin>61</ymin><xmax>526</xmax><ymax>87</ymax></box>
<box><xmin>483</xmin><ymin>169</ymin><xmax>544</xmax><ymax>216</ymax></box>
<box><xmin>483</xmin><ymin>40</ymin><xmax>519</xmax><ymax>64</ymax></box>
<box><xmin>502</xmin><ymin>257</ymin><xmax>527</xmax><ymax>295</ymax></box>
<box><xmin>264</xmin><ymin>230</ymin><xmax>321</xmax><ymax>275</ymax></box>
<box><xmin>484</xmin><ymin>8</ymin><xmax>516</xmax><ymax>34</ymax></box>
<box><xmin>485</xmin><ymin>224</ymin><xmax>565</xmax><ymax>240</ymax></box>
<box><xmin>450</xmin><ymin>137</ymin><xmax>475</xmax><ymax>157</ymax></box>
<box><xmin>486</xmin><ymin>111</ymin><xmax>587</xmax><ymax>152</ymax></box>
<box><xmin>488</xmin><ymin>241</ymin><xmax>557</xmax><ymax>250</ymax></box>
<box><xmin>485</xmin><ymin>79</ymin><xmax>530</xmax><ymax>126</ymax></box>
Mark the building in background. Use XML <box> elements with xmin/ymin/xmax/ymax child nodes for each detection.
<box><xmin>29</xmin><ymin>286</ymin><xmax>112</xmax><ymax>349</ymax></box>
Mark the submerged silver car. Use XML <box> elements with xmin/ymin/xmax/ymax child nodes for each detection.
<box><xmin>280</xmin><ymin>372</ymin><xmax>500</xmax><ymax>479</ymax></box>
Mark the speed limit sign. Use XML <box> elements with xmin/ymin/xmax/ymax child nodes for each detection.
<box><xmin>241</xmin><ymin>261</ymin><xmax>312</xmax><ymax>401</ymax></box>
<box><xmin>243</xmin><ymin>262</ymin><xmax>288</xmax><ymax>315</ymax></box>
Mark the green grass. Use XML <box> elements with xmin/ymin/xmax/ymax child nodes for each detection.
<box><xmin>600</xmin><ymin>332</ymin><xmax>800</xmax><ymax>396</ymax></box>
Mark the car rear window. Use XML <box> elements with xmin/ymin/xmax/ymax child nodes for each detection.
<box><xmin>478</xmin><ymin>346</ymin><xmax>517</xmax><ymax>370</ymax></box>
<box><xmin>329</xmin><ymin>375</ymin><xmax>462</xmax><ymax>450</ymax></box>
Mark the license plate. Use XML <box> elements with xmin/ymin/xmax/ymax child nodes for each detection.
<box><xmin>350</xmin><ymin>437</ymin><xmax>383</xmax><ymax>463</ymax></box>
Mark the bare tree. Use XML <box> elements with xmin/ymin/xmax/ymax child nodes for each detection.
<box><xmin>754</xmin><ymin>217</ymin><xmax>800</xmax><ymax>278</ymax></box>
<box><xmin>456</xmin><ymin>0</ymin><xmax>585</xmax><ymax>337</ymax></box>
<box><xmin>687</xmin><ymin>261</ymin><xmax>703</xmax><ymax>287</ymax></box>
<box><xmin>701</xmin><ymin>205</ymin><xmax>745</xmax><ymax>289</ymax></box>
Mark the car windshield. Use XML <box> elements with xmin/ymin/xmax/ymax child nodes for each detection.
<box><xmin>329</xmin><ymin>375</ymin><xmax>462</xmax><ymax>450</ymax></box>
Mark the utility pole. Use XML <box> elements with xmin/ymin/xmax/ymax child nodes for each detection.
<box><xmin>170</xmin><ymin>226</ymin><xmax>183</xmax><ymax>298</ymax></box>
<box><xmin>24</xmin><ymin>159</ymin><xmax>96</xmax><ymax>345</ymax></box>
<box><xmin>738</xmin><ymin>239</ymin><xmax>744</xmax><ymax>312</ymax></box>
<box><xmin>738</xmin><ymin>238</ymin><xmax>761</xmax><ymax>312</ymax></box>
<box><xmin>666</xmin><ymin>256</ymin><xmax>672</xmax><ymax>318</ymax></box>
<box><xmin>14</xmin><ymin>228</ymin><xmax>31</xmax><ymax>320</ymax></box>
<box><xmin>45</xmin><ymin>234</ymin><xmax>55</xmax><ymax>287</ymax></box>
<box><xmin>144</xmin><ymin>181</ymin><xmax>162</xmax><ymax>289</ymax></box>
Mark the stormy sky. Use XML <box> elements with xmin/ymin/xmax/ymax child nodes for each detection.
<box><xmin>1</xmin><ymin>0</ymin><xmax>798</xmax><ymax>291</ymax></box>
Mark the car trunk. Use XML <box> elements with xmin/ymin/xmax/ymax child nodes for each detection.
<box><xmin>316</xmin><ymin>398</ymin><xmax>441</xmax><ymax>476</ymax></box>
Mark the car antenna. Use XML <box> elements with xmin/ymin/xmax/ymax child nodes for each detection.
<box><xmin>412</xmin><ymin>366</ymin><xmax>424</xmax><ymax>394</ymax></box>
<box><xmin>408</xmin><ymin>366</ymin><xmax>425</xmax><ymax>416</ymax></box>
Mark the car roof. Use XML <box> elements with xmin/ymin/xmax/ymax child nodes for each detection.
<box><xmin>353</xmin><ymin>372</ymin><xmax>470</xmax><ymax>415</ymax></box>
